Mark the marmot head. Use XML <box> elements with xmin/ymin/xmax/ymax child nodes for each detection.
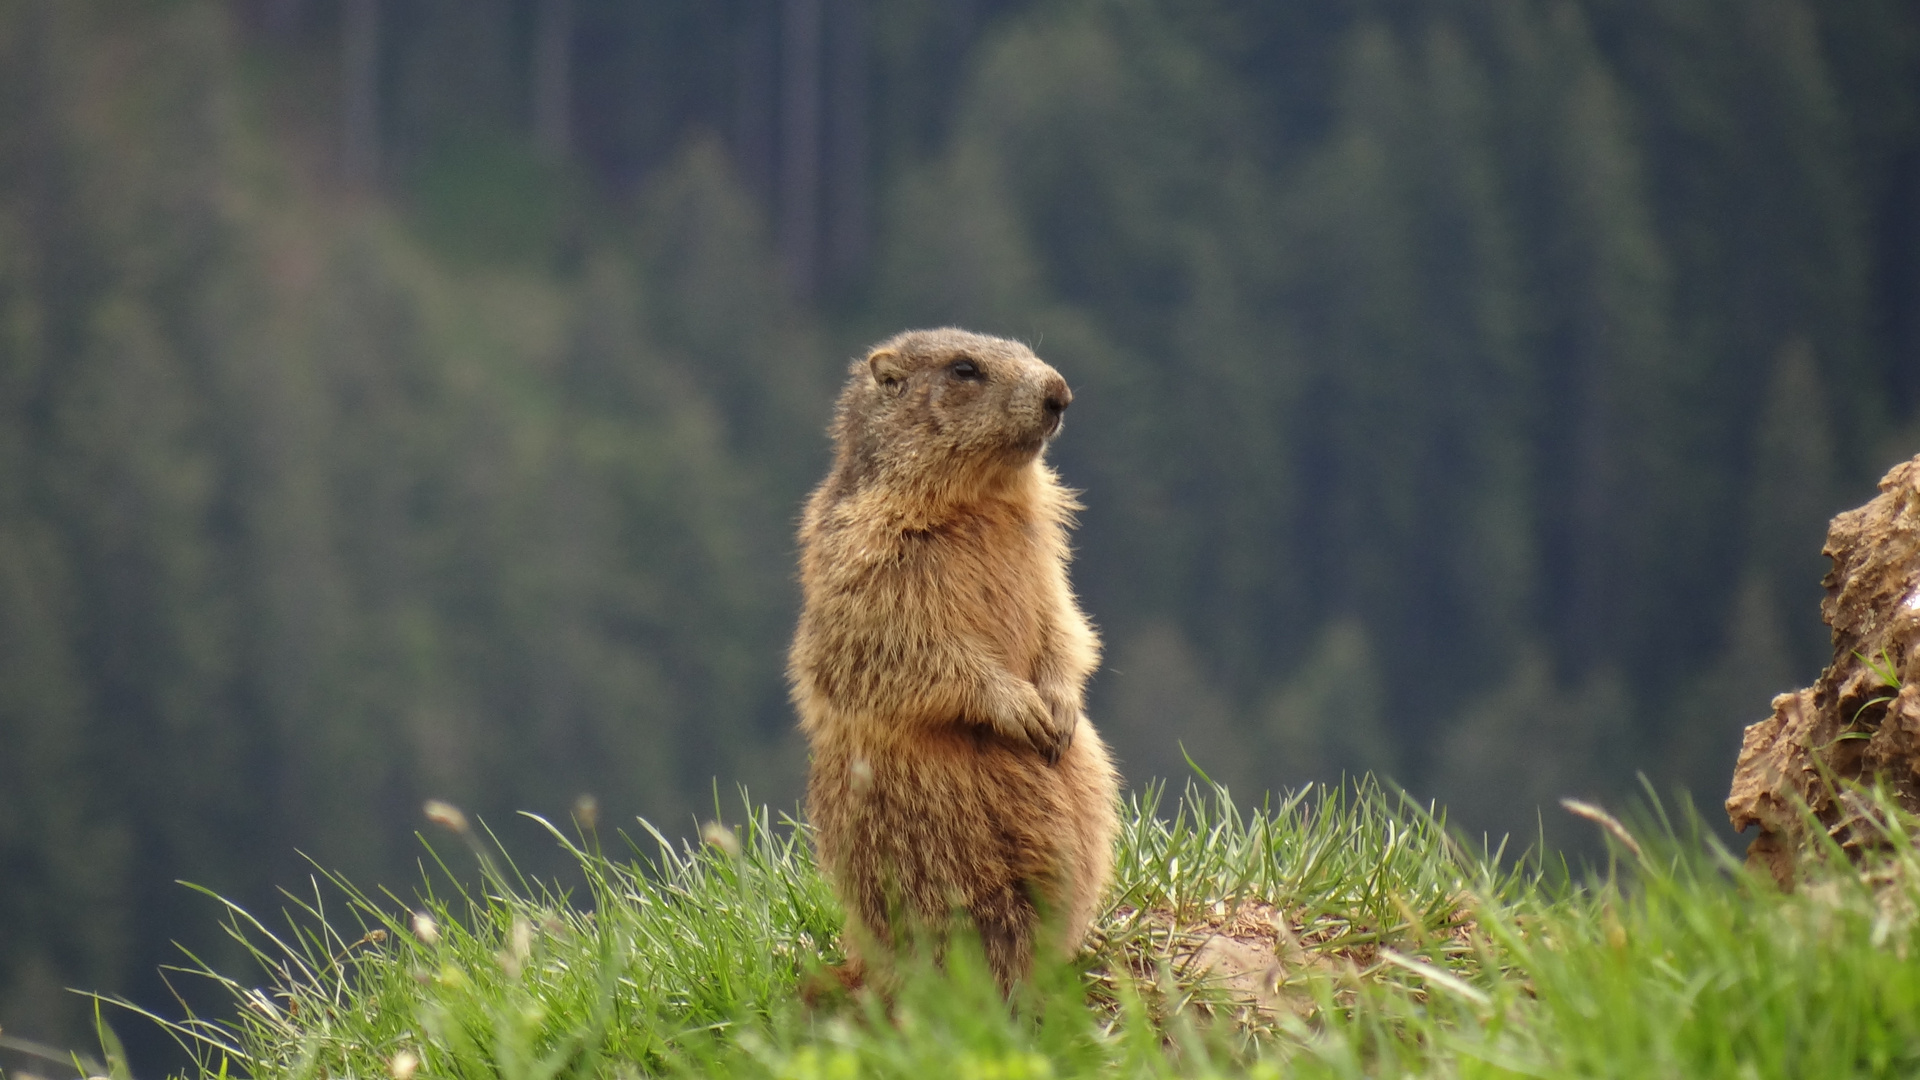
<box><xmin>828</xmin><ymin>328</ymin><xmax>1072</xmax><ymax>499</ymax></box>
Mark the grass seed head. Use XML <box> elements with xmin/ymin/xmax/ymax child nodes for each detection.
<box><xmin>423</xmin><ymin>799</ymin><xmax>470</xmax><ymax>834</ymax></box>
<box><xmin>573</xmin><ymin>794</ymin><xmax>600</xmax><ymax>831</ymax></box>
<box><xmin>497</xmin><ymin>916</ymin><xmax>534</xmax><ymax>977</ymax></box>
<box><xmin>701</xmin><ymin>821</ymin><xmax>743</xmax><ymax>859</ymax></box>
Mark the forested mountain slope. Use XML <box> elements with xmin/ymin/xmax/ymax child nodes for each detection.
<box><xmin>1</xmin><ymin>0</ymin><xmax>1915</xmax><ymax>1064</ymax></box>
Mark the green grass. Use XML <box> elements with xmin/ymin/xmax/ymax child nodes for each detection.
<box><xmin>101</xmin><ymin>779</ymin><xmax>1920</xmax><ymax>1079</ymax></box>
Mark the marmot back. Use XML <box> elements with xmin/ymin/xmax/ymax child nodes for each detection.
<box><xmin>790</xmin><ymin>327</ymin><xmax>1120</xmax><ymax>992</ymax></box>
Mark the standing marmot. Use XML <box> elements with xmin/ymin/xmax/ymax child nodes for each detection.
<box><xmin>790</xmin><ymin>327</ymin><xmax>1120</xmax><ymax>992</ymax></box>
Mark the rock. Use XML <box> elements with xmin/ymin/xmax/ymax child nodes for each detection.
<box><xmin>1109</xmin><ymin>898</ymin><xmax>1345</xmax><ymax>1024</ymax></box>
<box><xmin>1189</xmin><ymin>934</ymin><xmax>1292</xmax><ymax>1019</ymax></box>
<box><xmin>1727</xmin><ymin>454</ymin><xmax>1920</xmax><ymax>885</ymax></box>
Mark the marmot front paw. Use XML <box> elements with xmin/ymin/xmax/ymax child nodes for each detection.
<box><xmin>1037</xmin><ymin>688</ymin><xmax>1079</xmax><ymax>764</ymax></box>
<box><xmin>990</xmin><ymin>679</ymin><xmax>1073</xmax><ymax>764</ymax></box>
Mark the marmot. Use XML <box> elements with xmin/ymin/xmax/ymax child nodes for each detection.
<box><xmin>790</xmin><ymin>327</ymin><xmax>1120</xmax><ymax>992</ymax></box>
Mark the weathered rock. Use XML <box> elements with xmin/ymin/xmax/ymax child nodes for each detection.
<box><xmin>1727</xmin><ymin>454</ymin><xmax>1920</xmax><ymax>885</ymax></box>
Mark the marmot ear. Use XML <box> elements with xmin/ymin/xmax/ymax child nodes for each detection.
<box><xmin>868</xmin><ymin>348</ymin><xmax>907</xmax><ymax>391</ymax></box>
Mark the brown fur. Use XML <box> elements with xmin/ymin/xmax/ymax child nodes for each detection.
<box><xmin>790</xmin><ymin>328</ymin><xmax>1120</xmax><ymax>993</ymax></box>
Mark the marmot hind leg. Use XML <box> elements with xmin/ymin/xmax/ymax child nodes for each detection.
<box><xmin>831</xmin><ymin>857</ymin><xmax>1049</xmax><ymax>996</ymax></box>
<box><xmin>799</xmin><ymin>952</ymin><xmax>867</xmax><ymax>1008</ymax></box>
<box><xmin>967</xmin><ymin>884</ymin><xmax>1042</xmax><ymax>995</ymax></box>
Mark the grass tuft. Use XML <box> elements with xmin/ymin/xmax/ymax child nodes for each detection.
<box><xmin>99</xmin><ymin>778</ymin><xmax>1920</xmax><ymax>1078</ymax></box>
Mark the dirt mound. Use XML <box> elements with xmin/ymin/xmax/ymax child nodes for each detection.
<box><xmin>1727</xmin><ymin>454</ymin><xmax>1920</xmax><ymax>885</ymax></box>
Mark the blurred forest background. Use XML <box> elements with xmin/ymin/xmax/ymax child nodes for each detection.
<box><xmin>3</xmin><ymin>0</ymin><xmax>1919</xmax><ymax>1067</ymax></box>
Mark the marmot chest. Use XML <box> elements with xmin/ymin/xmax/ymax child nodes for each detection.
<box><xmin>893</xmin><ymin>509</ymin><xmax>1054</xmax><ymax>673</ymax></box>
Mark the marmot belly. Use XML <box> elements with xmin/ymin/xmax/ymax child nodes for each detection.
<box><xmin>808</xmin><ymin>719</ymin><xmax>1117</xmax><ymax>981</ymax></box>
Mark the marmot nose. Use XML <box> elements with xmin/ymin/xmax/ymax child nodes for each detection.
<box><xmin>1042</xmin><ymin>381</ymin><xmax>1071</xmax><ymax>418</ymax></box>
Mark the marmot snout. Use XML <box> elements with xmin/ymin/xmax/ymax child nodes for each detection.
<box><xmin>791</xmin><ymin>327</ymin><xmax>1120</xmax><ymax>993</ymax></box>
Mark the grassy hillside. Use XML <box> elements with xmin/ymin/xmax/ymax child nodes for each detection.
<box><xmin>86</xmin><ymin>781</ymin><xmax>1920</xmax><ymax>1080</ymax></box>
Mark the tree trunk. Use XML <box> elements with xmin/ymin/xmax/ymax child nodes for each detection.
<box><xmin>340</xmin><ymin>0</ymin><xmax>379</xmax><ymax>186</ymax></box>
<box><xmin>732</xmin><ymin>1</ymin><xmax>778</xmax><ymax>207</ymax></box>
<box><xmin>824</xmin><ymin>0</ymin><xmax>868</xmax><ymax>285</ymax></box>
<box><xmin>532</xmin><ymin>0</ymin><xmax>574</xmax><ymax>160</ymax></box>
<box><xmin>779</xmin><ymin>0</ymin><xmax>822</xmax><ymax>299</ymax></box>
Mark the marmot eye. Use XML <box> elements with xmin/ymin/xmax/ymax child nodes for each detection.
<box><xmin>950</xmin><ymin>359</ymin><xmax>983</xmax><ymax>381</ymax></box>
